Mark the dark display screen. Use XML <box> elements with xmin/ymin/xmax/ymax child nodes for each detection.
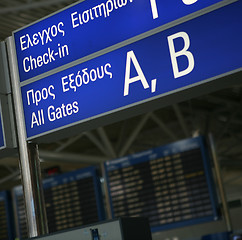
<box><xmin>0</xmin><ymin>191</ymin><xmax>14</xmax><ymax>240</ymax></box>
<box><xmin>13</xmin><ymin>167</ymin><xmax>104</xmax><ymax>239</ymax></box>
<box><xmin>105</xmin><ymin>137</ymin><xmax>218</xmax><ymax>231</ymax></box>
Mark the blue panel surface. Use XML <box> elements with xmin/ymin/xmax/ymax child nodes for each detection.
<box><xmin>104</xmin><ymin>137</ymin><xmax>219</xmax><ymax>232</ymax></box>
<box><xmin>21</xmin><ymin>1</ymin><xmax>242</xmax><ymax>139</ymax></box>
<box><xmin>13</xmin><ymin>0</ymin><xmax>230</xmax><ymax>82</ymax></box>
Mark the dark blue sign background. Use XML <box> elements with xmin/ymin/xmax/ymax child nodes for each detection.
<box><xmin>14</xmin><ymin>0</ymin><xmax>227</xmax><ymax>82</ymax></box>
<box><xmin>21</xmin><ymin>1</ymin><xmax>242</xmax><ymax>139</ymax></box>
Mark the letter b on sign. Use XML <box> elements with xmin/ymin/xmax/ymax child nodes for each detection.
<box><xmin>168</xmin><ymin>31</ymin><xmax>194</xmax><ymax>79</ymax></box>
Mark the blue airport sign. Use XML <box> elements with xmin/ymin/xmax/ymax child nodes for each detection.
<box><xmin>21</xmin><ymin>1</ymin><xmax>242</xmax><ymax>140</ymax></box>
<box><xmin>13</xmin><ymin>0</ymin><xmax>232</xmax><ymax>82</ymax></box>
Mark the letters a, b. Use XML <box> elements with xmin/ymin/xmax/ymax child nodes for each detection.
<box><xmin>123</xmin><ymin>31</ymin><xmax>194</xmax><ymax>96</ymax></box>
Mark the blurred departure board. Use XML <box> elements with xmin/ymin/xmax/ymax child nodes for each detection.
<box><xmin>13</xmin><ymin>167</ymin><xmax>104</xmax><ymax>239</ymax></box>
<box><xmin>0</xmin><ymin>191</ymin><xmax>14</xmax><ymax>240</ymax></box>
<box><xmin>104</xmin><ymin>137</ymin><xmax>218</xmax><ymax>232</ymax></box>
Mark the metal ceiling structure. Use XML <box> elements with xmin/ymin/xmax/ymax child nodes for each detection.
<box><xmin>0</xmin><ymin>0</ymin><xmax>242</xmax><ymax>204</ymax></box>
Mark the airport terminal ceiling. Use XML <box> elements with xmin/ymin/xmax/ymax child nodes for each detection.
<box><xmin>0</xmin><ymin>0</ymin><xmax>242</xmax><ymax>205</ymax></box>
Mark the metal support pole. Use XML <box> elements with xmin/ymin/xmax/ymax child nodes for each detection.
<box><xmin>208</xmin><ymin>133</ymin><xmax>232</xmax><ymax>232</ymax></box>
<box><xmin>100</xmin><ymin>163</ymin><xmax>112</xmax><ymax>219</ymax></box>
<box><xmin>27</xmin><ymin>143</ymin><xmax>49</xmax><ymax>235</ymax></box>
<box><xmin>6</xmin><ymin>36</ymin><xmax>48</xmax><ymax>238</ymax></box>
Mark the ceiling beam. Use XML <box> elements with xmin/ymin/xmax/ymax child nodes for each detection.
<box><xmin>216</xmin><ymin>107</ymin><xmax>241</xmax><ymax>145</ymax></box>
<box><xmin>115</xmin><ymin>120</ymin><xmax>128</xmax><ymax>153</ymax></box>
<box><xmin>84</xmin><ymin>132</ymin><xmax>109</xmax><ymax>157</ymax></box>
<box><xmin>150</xmin><ymin>112</ymin><xmax>177</xmax><ymax>141</ymax></box>
<box><xmin>220</xmin><ymin>158</ymin><xmax>242</xmax><ymax>169</ymax></box>
<box><xmin>224</xmin><ymin>173</ymin><xmax>242</xmax><ymax>185</ymax></box>
<box><xmin>0</xmin><ymin>0</ymin><xmax>73</xmax><ymax>14</ymax></box>
<box><xmin>204</xmin><ymin>95</ymin><xmax>241</xmax><ymax>108</ymax></box>
<box><xmin>0</xmin><ymin>170</ymin><xmax>20</xmax><ymax>185</ymax></box>
<box><xmin>97</xmin><ymin>127</ymin><xmax>116</xmax><ymax>158</ymax></box>
<box><xmin>39</xmin><ymin>150</ymin><xmax>109</xmax><ymax>164</ymax></box>
<box><xmin>118</xmin><ymin>112</ymin><xmax>151</xmax><ymax>157</ymax></box>
<box><xmin>55</xmin><ymin>134</ymin><xmax>84</xmax><ymax>152</ymax></box>
<box><xmin>172</xmin><ymin>103</ymin><xmax>190</xmax><ymax>137</ymax></box>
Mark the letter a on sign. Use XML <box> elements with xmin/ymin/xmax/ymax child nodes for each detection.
<box><xmin>124</xmin><ymin>50</ymin><xmax>149</xmax><ymax>96</ymax></box>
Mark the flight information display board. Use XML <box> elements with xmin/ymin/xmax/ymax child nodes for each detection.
<box><xmin>0</xmin><ymin>191</ymin><xmax>14</xmax><ymax>240</ymax></box>
<box><xmin>13</xmin><ymin>167</ymin><xmax>104</xmax><ymax>239</ymax></box>
<box><xmin>104</xmin><ymin>137</ymin><xmax>218</xmax><ymax>232</ymax></box>
<box><xmin>0</xmin><ymin>42</ymin><xmax>16</xmax><ymax>156</ymax></box>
